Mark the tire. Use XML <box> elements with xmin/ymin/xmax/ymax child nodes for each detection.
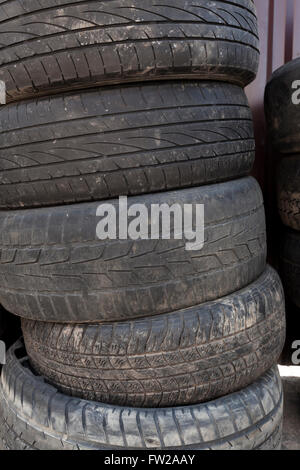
<box><xmin>0</xmin><ymin>341</ymin><xmax>283</xmax><ymax>450</ymax></box>
<box><xmin>281</xmin><ymin>229</ymin><xmax>300</xmax><ymax>307</ymax></box>
<box><xmin>0</xmin><ymin>177</ymin><xmax>266</xmax><ymax>323</ymax></box>
<box><xmin>0</xmin><ymin>81</ymin><xmax>255</xmax><ymax>209</ymax></box>
<box><xmin>265</xmin><ymin>57</ymin><xmax>300</xmax><ymax>154</ymax></box>
<box><xmin>0</xmin><ymin>0</ymin><xmax>259</xmax><ymax>103</ymax></box>
<box><xmin>278</xmin><ymin>156</ymin><xmax>300</xmax><ymax>231</ymax></box>
<box><xmin>22</xmin><ymin>266</ymin><xmax>286</xmax><ymax>408</ymax></box>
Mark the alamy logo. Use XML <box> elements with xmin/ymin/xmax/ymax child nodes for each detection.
<box><xmin>0</xmin><ymin>341</ymin><xmax>5</xmax><ymax>365</ymax></box>
<box><xmin>96</xmin><ymin>197</ymin><xmax>205</xmax><ymax>251</ymax></box>
<box><xmin>292</xmin><ymin>340</ymin><xmax>300</xmax><ymax>365</ymax></box>
<box><xmin>0</xmin><ymin>81</ymin><xmax>5</xmax><ymax>105</ymax></box>
<box><xmin>292</xmin><ymin>80</ymin><xmax>300</xmax><ymax>104</ymax></box>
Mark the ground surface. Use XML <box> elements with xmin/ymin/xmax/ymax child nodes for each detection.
<box><xmin>280</xmin><ymin>366</ymin><xmax>300</xmax><ymax>450</ymax></box>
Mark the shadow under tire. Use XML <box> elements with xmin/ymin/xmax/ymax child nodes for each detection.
<box><xmin>281</xmin><ymin>229</ymin><xmax>300</xmax><ymax>307</ymax></box>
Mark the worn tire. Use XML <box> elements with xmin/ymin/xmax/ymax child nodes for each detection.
<box><xmin>0</xmin><ymin>341</ymin><xmax>283</xmax><ymax>450</ymax></box>
<box><xmin>0</xmin><ymin>0</ymin><xmax>259</xmax><ymax>103</ymax></box>
<box><xmin>281</xmin><ymin>229</ymin><xmax>300</xmax><ymax>307</ymax></box>
<box><xmin>0</xmin><ymin>177</ymin><xmax>266</xmax><ymax>323</ymax></box>
<box><xmin>22</xmin><ymin>267</ymin><xmax>286</xmax><ymax>408</ymax></box>
<box><xmin>265</xmin><ymin>57</ymin><xmax>300</xmax><ymax>154</ymax></box>
<box><xmin>278</xmin><ymin>156</ymin><xmax>300</xmax><ymax>231</ymax></box>
<box><xmin>0</xmin><ymin>81</ymin><xmax>255</xmax><ymax>209</ymax></box>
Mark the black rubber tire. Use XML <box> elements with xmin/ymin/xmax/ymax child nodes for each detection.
<box><xmin>265</xmin><ymin>57</ymin><xmax>300</xmax><ymax>154</ymax></box>
<box><xmin>281</xmin><ymin>229</ymin><xmax>300</xmax><ymax>308</ymax></box>
<box><xmin>278</xmin><ymin>156</ymin><xmax>300</xmax><ymax>231</ymax></box>
<box><xmin>0</xmin><ymin>81</ymin><xmax>255</xmax><ymax>209</ymax></box>
<box><xmin>0</xmin><ymin>341</ymin><xmax>283</xmax><ymax>450</ymax></box>
<box><xmin>22</xmin><ymin>266</ymin><xmax>286</xmax><ymax>408</ymax></box>
<box><xmin>0</xmin><ymin>177</ymin><xmax>266</xmax><ymax>323</ymax></box>
<box><xmin>0</xmin><ymin>0</ymin><xmax>259</xmax><ymax>103</ymax></box>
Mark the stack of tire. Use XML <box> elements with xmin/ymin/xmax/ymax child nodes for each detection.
<box><xmin>265</xmin><ymin>58</ymin><xmax>300</xmax><ymax>361</ymax></box>
<box><xmin>0</xmin><ymin>1</ymin><xmax>285</xmax><ymax>451</ymax></box>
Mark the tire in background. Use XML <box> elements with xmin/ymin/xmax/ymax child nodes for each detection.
<box><xmin>265</xmin><ymin>57</ymin><xmax>300</xmax><ymax>154</ymax></box>
<box><xmin>0</xmin><ymin>177</ymin><xmax>266</xmax><ymax>323</ymax></box>
<box><xmin>278</xmin><ymin>156</ymin><xmax>300</xmax><ymax>231</ymax></box>
<box><xmin>0</xmin><ymin>81</ymin><xmax>255</xmax><ymax>209</ymax></box>
<box><xmin>22</xmin><ymin>266</ymin><xmax>286</xmax><ymax>408</ymax></box>
<box><xmin>281</xmin><ymin>229</ymin><xmax>300</xmax><ymax>307</ymax></box>
<box><xmin>0</xmin><ymin>0</ymin><xmax>259</xmax><ymax>102</ymax></box>
<box><xmin>0</xmin><ymin>340</ymin><xmax>283</xmax><ymax>450</ymax></box>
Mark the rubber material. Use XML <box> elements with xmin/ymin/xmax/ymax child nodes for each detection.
<box><xmin>22</xmin><ymin>267</ymin><xmax>286</xmax><ymax>408</ymax></box>
<box><xmin>278</xmin><ymin>156</ymin><xmax>300</xmax><ymax>231</ymax></box>
<box><xmin>265</xmin><ymin>57</ymin><xmax>300</xmax><ymax>154</ymax></box>
<box><xmin>0</xmin><ymin>81</ymin><xmax>255</xmax><ymax>209</ymax></box>
<box><xmin>0</xmin><ymin>0</ymin><xmax>259</xmax><ymax>102</ymax></box>
<box><xmin>0</xmin><ymin>341</ymin><xmax>283</xmax><ymax>450</ymax></box>
<box><xmin>0</xmin><ymin>177</ymin><xmax>266</xmax><ymax>323</ymax></box>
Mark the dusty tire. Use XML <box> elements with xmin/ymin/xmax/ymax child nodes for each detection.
<box><xmin>0</xmin><ymin>0</ymin><xmax>259</xmax><ymax>103</ymax></box>
<box><xmin>265</xmin><ymin>58</ymin><xmax>300</xmax><ymax>154</ymax></box>
<box><xmin>0</xmin><ymin>81</ymin><xmax>255</xmax><ymax>209</ymax></box>
<box><xmin>22</xmin><ymin>266</ymin><xmax>286</xmax><ymax>408</ymax></box>
<box><xmin>0</xmin><ymin>177</ymin><xmax>266</xmax><ymax>323</ymax></box>
<box><xmin>281</xmin><ymin>229</ymin><xmax>300</xmax><ymax>307</ymax></box>
<box><xmin>278</xmin><ymin>156</ymin><xmax>300</xmax><ymax>230</ymax></box>
<box><xmin>0</xmin><ymin>341</ymin><xmax>283</xmax><ymax>450</ymax></box>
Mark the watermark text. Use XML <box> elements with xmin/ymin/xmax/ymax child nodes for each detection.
<box><xmin>96</xmin><ymin>197</ymin><xmax>205</xmax><ymax>251</ymax></box>
<box><xmin>0</xmin><ymin>340</ymin><xmax>6</xmax><ymax>365</ymax></box>
<box><xmin>292</xmin><ymin>340</ymin><xmax>300</xmax><ymax>365</ymax></box>
<box><xmin>0</xmin><ymin>81</ymin><xmax>5</xmax><ymax>105</ymax></box>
